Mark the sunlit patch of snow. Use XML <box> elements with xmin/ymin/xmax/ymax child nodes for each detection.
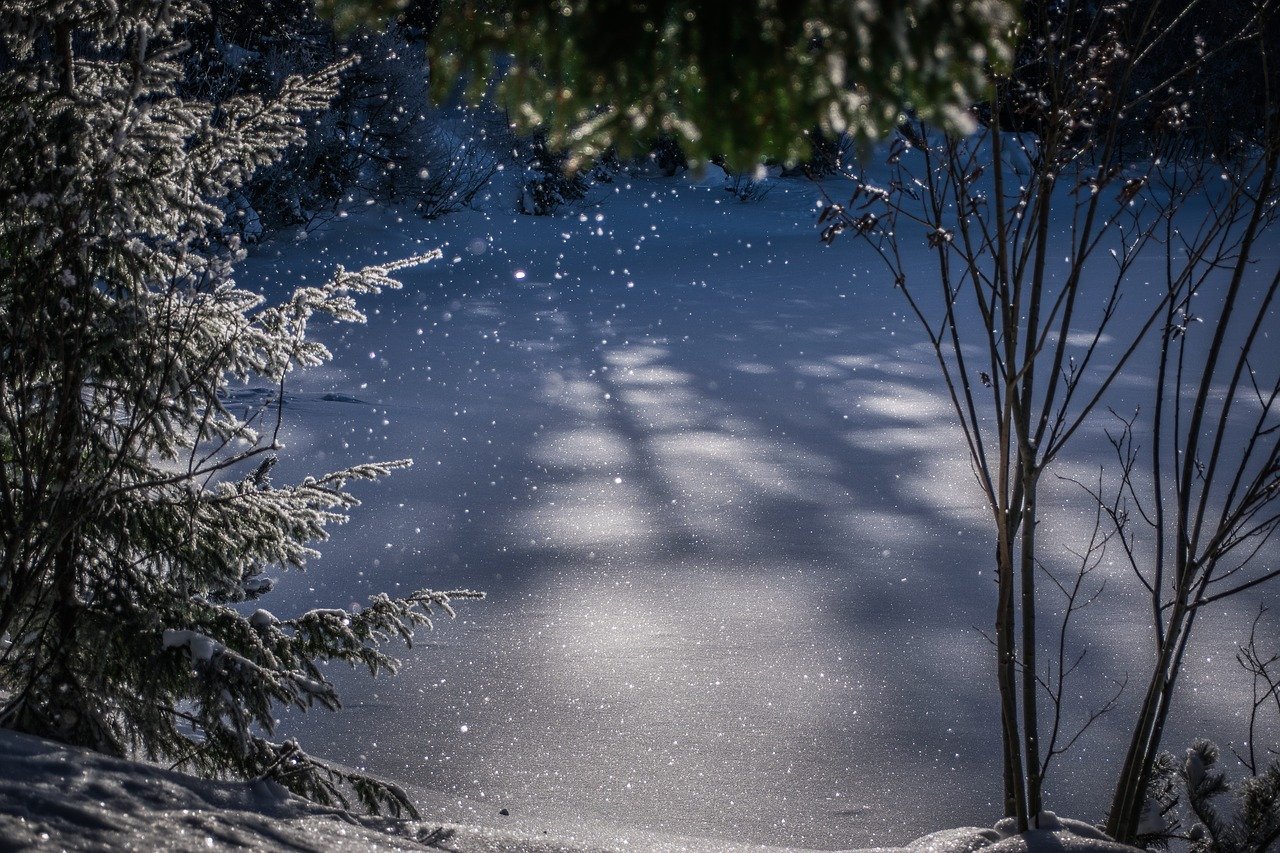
<box><xmin>530</xmin><ymin>427</ymin><xmax>634</xmax><ymax>470</ymax></box>
<box><xmin>842</xmin><ymin>425</ymin><xmax>955</xmax><ymax>453</ymax></box>
<box><xmin>858</xmin><ymin>385</ymin><xmax>956</xmax><ymax>421</ymax></box>
<box><xmin>732</xmin><ymin>362</ymin><xmax>776</xmax><ymax>375</ymax></box>
<box><xmin>898</xmin><ymin>454</ymin><xmax>989</xmax><ymax>526</ymax></box>
<box><xmin>835</xmin><ymin>510</ymin><xmax>931</xmax><ymax>547</ymax></box>
<box><xmin>791</xmin><ymin>361</ymin><xmax>845</xmax><ymax>378</ymax></box>
<box><xmin>615</xmin><ymin>365</ymin><xmax>694</xmax><ymax>386</ymax></box>
<box><xmin>603</xmin><ymin>344</ymin><xmax>667</xmax><ymax>368</ymax></box>
<box><xmin>465</xmin><ymin>301</ymin><xmax>503</xmax><ymax>319</ymax></box>
<box><xmin>653</xmin><ymin>430</ymin><xmax>826</xmax><ymax>499</ymax></box>
<box><xmin>514</xmin><ymin>339</ymin><xmax>560</xmax><ymax>353</ymax></box>
<box><xmin>827</xmin><ymin>354</ymin><xmax>877</xmax><ymax>370</ymax></box>
<box><xmin>614</xmin><ymin>386</ymin><xmax>708</xmax><ymax>431</ymax></box>
<box><xmin>1047</xmin><ymin>330</ymin><xmax>1116</xmax><ymax>348</ymax></box>
<box><xmin>541</xmin><ymin>375</ymin><xmax>611</xmax><ymax>418</ymax></box>
<box><xmin>511</xmin><ymin>481</ymin><xmax>657</xmax><ymax>552</ymax></box>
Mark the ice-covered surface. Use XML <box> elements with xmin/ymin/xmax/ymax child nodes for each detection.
<box><xmin>0</xmin><ymin>729</ymin><xmax>1140</xmax><ymax>852</ymax></box>
<box><xmin>231</xmin><ymin>174</ymin><xmax>1276</xmax><ymax>849</ymax></box>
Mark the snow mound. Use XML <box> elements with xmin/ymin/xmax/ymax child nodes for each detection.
<box><xmin>888</xmin><ymin>813</ymin><xmax>1134</xmax><ymax>853</ymax></box>
<box><xmin>0</xmin><ymin>729</ymin><xmax>585</xmax><ymax>852</ymax></box>
<box><xmin>687</xmin><ymin>162</ymin><xmax>730</xmax><ymax>187</ymax></box>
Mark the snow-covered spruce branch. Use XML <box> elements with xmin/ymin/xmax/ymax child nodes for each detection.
<box><xmin>283</xmin><ymin>588</ymin><xmax>485</xmax><ymax>676</ymax></box>
<box><xmin>1140</xmin><ymin>739</ymin><xmax>1280</xmax><ymax>853</ymax></box>
<box><xmin>183</xmin><ymin>57</ymin><xmax>361</xmax><ymax>204</ymax></box>
<box><xmin>157</xmin><ymin>587</ymin><xmax>482</xmax><ymax>815</ymax></box>
<box><xmin>254</xmin><ymin>252</ymin><xmax>441</xmax><ymax>376</ymax></box>
<box><xmin>242</xmin><ymin>737</ymin><xmax>420</xmax><ymax>817</ymax></box>
<box><xmin>90</xmin><ymin>252</ymin><xmax>440</xmax><ymax>503</ymax></box>
<box><xmin>161</xmin><ymin>588</ymin><xmax>483</xmax><ymax>718</ymax></box>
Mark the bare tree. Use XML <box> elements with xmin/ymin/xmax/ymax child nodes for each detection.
<box><xmin>1081</xmin><ymin>100</ymin><xmax>1280</xmax><ymax>841</ymax></box>
<box><xmin>1036</xmin><ymin>486</ymin><xmax>1126</xmax><ymax>784</ymax></box>
<box><xmin>1232</xmin><ymin>608</ymin><xmax>1280</xmax><ymax>778</ymax></box>
<box><xmin>820</xmin><ymin>0</ymin><xmax>1279</xmax><ymax>831</ymax></box>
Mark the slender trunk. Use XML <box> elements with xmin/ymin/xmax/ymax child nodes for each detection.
<box><xmin>1110</xmin><ymin>608</ymin><xmax>1199</xmax><ymax>843</ymax></box>
<box><xmin>1108</xmin><ymin>156</ymin><xmax>1279</xmax><ymax>844</ymax></box>
<box><xmin>1017</xmin><ymin>163</ymin><xmax>1053</xmax><ymax>824</ymax></box>
<box><xmin>41</xmin><ymin>310</ymin><xmax>88</xmax><ymax>737</ymax></box>
<box><xmin>36</xmin><ymin>25</ymin><xmax>87</xmax><ymax>729</ymax></box>
<box><xmin>1105</xmin><ymin>603</ymin><xmax>1188</xmax><ymax>841</ymax></box>
<box><xmin>1019</xmin><ymin>478</ymin><xmax>1042</xmax><ymax>822</ymax></box>
<box><xmin>988</xmin><ymin>96</ymin><xmax>1032</xmax><ymax>830</ymax></box>
<box><xmin>55</xmin><ymin>22</ymin><xmax>75</xmax><ymax>95</ymax></box>
<box><xmin>1105</xmin><ymin>655</ymin><xmax>1168</xmax><ymax>839</ymax></box>
<box><xmin>997</xmin><ymin>526</ymin><xmax>1028</xmax><ymax>824</ymax></box>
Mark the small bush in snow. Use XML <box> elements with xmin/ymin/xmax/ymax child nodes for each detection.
<box><xmin>409</xmin><ymin>119</ymin><xmax>502</xmax><ymax>220</ymax></box>
<box><xmin>724</xmin><ymin>171</ymin><xmax>773</xmax><ymax>203</ymax></box>
<box><xmin>646</xmin><ymin>133</ymin><xmax>688</xmax><ymax>176</ymax></box>
<box><xmin>588</xmin><ymin>147</ymin><xmax>625</xmax><ymax>184</ymax></box>
<box><xmin>517</xmin><ymin>132</ymin><xmax>590</xmax><ymax>216</ymax></box>
<box><xmin>779</xmin><ymin>130</ymin><xmax>847</xmax><ymax>178</ymax></box>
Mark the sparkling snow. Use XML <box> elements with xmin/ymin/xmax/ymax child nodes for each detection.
<box><xmin>0</xmin><ymin>729</ymin><xmax>1141</xmax><ymax>852</ymax></box>
<box><xmin>233</xmin><ymin>174</ymin><xmax>1277</xmax><ymax>849</ymax></box>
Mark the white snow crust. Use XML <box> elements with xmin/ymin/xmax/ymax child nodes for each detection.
<box><xmin>0</xmin><ymin>729</ymin><xmax>1139</xmax><ymax>853</ymax></box>
<box><xmin>228</xmin><ymin>170</ymin><xmax>1276</xmax><ymax>848</ymax></box>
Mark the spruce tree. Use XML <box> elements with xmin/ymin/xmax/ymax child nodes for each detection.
<box><xmin>1143</xmin><ymin>742</ymin><xmax>1280</xmax><ymax>852</ymax></box>
<box><xmin>0</xmin><ymin>0</ymin><xmax>479</xmax><ymax>815</ymax></box>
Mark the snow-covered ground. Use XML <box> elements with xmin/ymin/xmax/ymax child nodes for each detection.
<box><xmin>230</xmin><ymin>172</ymin><xmax>1277</xmax><ymax>850</ymax></box>
<box><xmin>0</xmin><ymin>728</ymin><xmax>1139</xmax><ymax>852</ymax></box>
<box><xmin>0</xmin><ymin>727</ymin><xmax>786</xmax><ymax>851</ymax></box>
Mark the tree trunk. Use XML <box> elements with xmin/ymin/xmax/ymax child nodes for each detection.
<box><xmin>997</xmin><ymin>526</ymin><xmax>1028</xmax><ymax>826</ymax></box>
<box><xmin>1019</xmin><ymin>481</ymin><xmax>1042</xmax><ymax>822</ymax></box>
<box><xmin>1104</xmin><ymin>610</ymin><xmax>1182</xmax><ymax>842</ymax></box>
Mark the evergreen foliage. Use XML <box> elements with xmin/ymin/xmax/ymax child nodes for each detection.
<box><xmin>1142</xmin><ymin>741</ymin><xmax>1280</xmax><ymax>852</ymax></box>
<box><xmin>517</xmin><ymin>131</ymin><xmax>590</xmax><ymax>215</ymax></box>
<box><xmin>721</xmin><ymin>169</ymin><xmax>774</xmax><ymax>203</ymax></box>
<box><xmin>427</xmin><ymin>0</ymin><xmax>1018</xmax><ymax>169</ymax></box>
<box><xmin>0</xmin><ymin>0</ymin><xmax>480</xmax><ymax>816</ymax></box>
<box><xmin>646</xmin><ymin>133</ymin><xmax>688</xmax><ymax>177</ymax></box>
<box><xmin>180</xmin><ymin>1</ymin><xmax>500</xmax><ymax>235</ymax></box>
